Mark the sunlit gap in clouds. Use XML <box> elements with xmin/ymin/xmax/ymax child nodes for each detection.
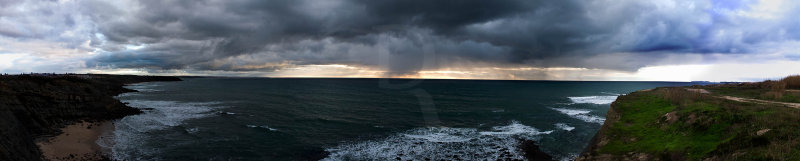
<box><xmin>77</xmin><ymin>60</ymin><xmax>800</xmax><ymax>82</ymax></box>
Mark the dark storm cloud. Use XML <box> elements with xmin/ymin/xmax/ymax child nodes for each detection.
<box><xmin>80</xmin><ymin>0</ymin><xmax>800</xmax><ymax>74</ymax></box>
<box><xmin>347</xmin><ymin>0</ymin><xmax>533</xmax><ymax>34</ymax></box>
<box><xmin>85</xmin><ymin>0</ymin><xmax>539</xmax><ymax>73</ymax></box>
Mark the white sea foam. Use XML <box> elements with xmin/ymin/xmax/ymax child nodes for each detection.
<box><xmin>115</xmin><ymin>83</ymin><xmax>163</xmax><ymax>98</ymax></box>
<box><xmin>110</xmin><ymin>100</ymin><xmax>222</xmax><ymax>160</ymax></box>
<box><xmin>218</xmin><ymin>111</ymin><xmax>236</xmax><ymax>115</ymax></box>
<box><xmin>246</xmin><ymin>125</ymin><xmax>278</xmax><ymax>131</ymax></box>
<box><xmin>403</xmin><ymin>129</ymin><xmax>472</xmax><ymax>143</ymax></box>
<box><xmin>186</xmin><ymin>127</ymin><xmax>200</xmax><ymax>134</ymax></box>
<box><xmin>560</xmin><ymin>153</ymin><xmax>579</xmax><ymax>161</ymax></box>
<box><xmin>136</xmin><ymin>89</ymin><xmax>163</xmax><ymax>92</ymax></box>
<box><xmin>115</xmin><ymin>92</ymin><xmax>140</xmax><ymax>97</ymax></box>
<box><xmin>121</xmin><ymin>101</ymin><xmax>220</xmax><ymax>130</ymax></box>
<box><xmin>554</xmin><ymin>123</ymin><xmax>575</xmax><ymax>131</ymax></box>
<box><xmin>551</xmin><ymin>108</ymin><xmax>606</xmax><ymax>124</ymax></box>
<box><xmin>568</xmin><ymin>96</ymin><xmax>618</xmax><ymax>104</ymax></box>
<box><xmin>125</xmin><ymin>83</ymin><xmax>163</xmax><ymax>92</ymax></box>
<box><xmin>479</xmin><ymin>122</ymin><xmax>553</xmax><ymax>136</ymax></box>
<box><xmin>323</xmin><ymin>121</ymin><xmax>551</xmax><ymax>161</ymax></box>
<box><xmin>551</xmin><ymin>108</ymin><xmax>590</xmax><ymax>115</ymax></box>
<box><xmin>96</xmin><ymin>127</ymin><xmax>116</xmax><ymax>152</ymax></box>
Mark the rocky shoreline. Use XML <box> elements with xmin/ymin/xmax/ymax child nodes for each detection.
<box><xmin>519</xmin><ymin>140</ymin><xmax>555</xmax><ymax>161</ymax></box>
<box><xmin>0</xmin><ymin>74</ymin><xmax>560</xmax><ymax>161</ymax></box>
<box><xmin>0</xmin><ymin>74</ymin><xmax>180</xmax><ymax>161</ymax></box>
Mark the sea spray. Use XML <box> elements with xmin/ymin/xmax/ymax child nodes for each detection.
<box><xmin>323</xmin><ymin>121</ymin><xmax>552</xmax><ymax>160</ymax></box>
<box><xmin>550</xmin><ymin>108</ymin><xmax>606</xmax><ymax>124</ymax></box>
<box><xmin>111</xmin><ymin>100</ymin><xmax>223</xmax><ymax>160</ymax></box>
<box><xmin>568</xmin><ymin>96</ymin><xmax>618</xmax><ymax>104</ymax></box>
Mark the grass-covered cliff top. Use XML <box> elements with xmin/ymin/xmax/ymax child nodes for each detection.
<box><xmin>579</xmin><ymin>76</ymin><xmax>800</xmax><ymax>161</ymax></box>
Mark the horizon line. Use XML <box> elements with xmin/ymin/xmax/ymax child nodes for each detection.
<box><xmin>4</xmin><ymin>72</ymin><xmax>746</xmax><ymax>83</ymax></box>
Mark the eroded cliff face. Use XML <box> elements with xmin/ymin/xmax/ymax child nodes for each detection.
<box><xmin>0</xmin><ymin>109</ymin><xmax>41</xmax><ymax>161</ymax></box>
<box><xmin>0</xmin><ymin>74</ymin><xmax>180</xmax><ymax>161</ymax></box>
<box><xmin>575</xmin><ymin>99</ymin><xmax>623</xmax><ymax>161</ymax></box>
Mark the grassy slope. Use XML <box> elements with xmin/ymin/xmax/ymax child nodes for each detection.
<box><xmin>595</xmin><ymin>87</ymin><xmax>800</xmax><ymax>161</ymax></box>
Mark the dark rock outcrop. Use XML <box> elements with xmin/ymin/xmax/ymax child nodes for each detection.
<box><xmin>0</xmin><ymin>74</ymin><xmax>180</xmax><ymax>161</ymax></box>
<box><xmin>574</xmin><ymin>97</ymin><xmax>623</xmax><ymax>161</ymax></box>
<box><xmin>519</xmin><ymin>140</ymin><xmax>554</xmax><ymax>161</ymax></box>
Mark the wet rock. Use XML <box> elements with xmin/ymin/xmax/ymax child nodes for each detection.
<box><xmin>518</xmin><ymin>140</ymin><xmax>554</xmax><ymax>161</ymax></box>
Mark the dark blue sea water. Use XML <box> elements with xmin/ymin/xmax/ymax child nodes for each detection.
<box><xmin>103</xmin><ymin>78</ymin><xmax>710</xmax><ymax>160</ymax></box>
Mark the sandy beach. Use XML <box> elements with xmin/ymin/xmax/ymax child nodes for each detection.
<box><xmin>36</xmin><ymin>121</ymin><xmax>114</xmax><ymax>161</ymax></box>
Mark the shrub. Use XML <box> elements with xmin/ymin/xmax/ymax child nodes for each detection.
<box><xmin>761</xmin><ymin>91</ymin><xmax>783</xmax><ymax>100</ymax></box>
<box><xmin>781</xmin><ymin>75</ymin><xmax>800</xmax><ymax>89</ymax></box>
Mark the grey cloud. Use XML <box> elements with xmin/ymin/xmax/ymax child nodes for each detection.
<box><xmin>70</xmin><ymin>0</ymin><xmax>800</xmax><ymax>74</ymax></box>
<box><xmin>0</xmin><ymin>0</ymin><xmax>95</xmax><ymax>57</ymax></box>
<box><xmin>85</xmin><ymin>0</ymin><xmax>534</xmax><ymax>73</ymax></box>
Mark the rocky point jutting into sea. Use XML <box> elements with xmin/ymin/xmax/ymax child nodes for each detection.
<box><xmin>0</xmin><ymin>74</ymin><xmax>180</xmax><ymax>161</ymax></box>
<box><xmin>578</xmin><ymin>76</ymin><xmax>800</xmax><ymax>161</ymax></box>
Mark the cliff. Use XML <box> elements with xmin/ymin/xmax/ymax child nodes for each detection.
<box><xmin>0</xmin><ymin>74</ymin><xmax>181</xmax><ymax>161</ymax></box>
<box><xmin>577</xmin><ymin>78</ymin><xmax>800</xmax><ymax>161</ymax></box>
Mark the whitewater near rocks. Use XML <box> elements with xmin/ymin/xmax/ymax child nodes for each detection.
<box><xmin>99</xmin><ymin>78</ymin><xmax>709</xmax><ymax>160</ymax></box>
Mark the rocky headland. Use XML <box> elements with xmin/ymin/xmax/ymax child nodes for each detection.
<box><xmin>578</xmin><ymin>76</ymin><xmax>800</xmax><ymax>161</ymax></box>
<box><xmin>0</xmin><ymin>74</ymin><xmax>180</xmax><ymax>161</ymax></box>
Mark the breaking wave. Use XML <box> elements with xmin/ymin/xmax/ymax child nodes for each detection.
<box><xmin>554</xmin><ymin>123</ymin><xmax>575</xmax><ymax>131</ymax></box>
<box><xmin>323</xmin><ymin>121</ymin><xmax>552</xmax><ymax>161</ymax></box>
<box><xmin>246</xmin><ymin>125</ymin><xmax>278</xmax><ymax>131</ymax></box>
<box><xmin>568</xmin><ymin>96</ymin><xmax>617</xmax><ymax>104</ymax></box>
<box><xmin>550</xmin><ymin>108</ymin><xmax>605</xmax><ymax>124</ymax></box>
<box><xmin>125</xmin><ymin>83</ymin><xmax>163</xmax><ymax>92</ymax></box>
<box><xmin>108</xmin><ymin>100</ymin><xmax>223</xmax><ymax>160</ymax></box>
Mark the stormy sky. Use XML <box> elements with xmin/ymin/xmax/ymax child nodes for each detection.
<box><xmin>1</xmin><ymin>0</ymin><xmax>799</xmax><ymax>81</ymax></box>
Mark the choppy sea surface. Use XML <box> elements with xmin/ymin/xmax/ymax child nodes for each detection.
<box><xmin>102</xmin><ymin>78</ymin><xmax>710</xmax><ymax>160</ymax></box>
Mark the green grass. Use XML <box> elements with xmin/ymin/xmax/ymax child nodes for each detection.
<box><xmin>705</xmin><ymin>87</ymin><xmax>766</xmax><ymax>99</ymax></box>
<box><xmin>600</xmin><ymin>94</ymin><xmax>730</xmax><ymax>159</ymax></box>
<box><xmin>595</xmin><ymin>88</ymin><xmax>800</xmax><ymax>160</ymax></box>
<box><xmin>778</xmin><ymin>94</ymin><xmax>800</xmax><ymax>103</ymax></box>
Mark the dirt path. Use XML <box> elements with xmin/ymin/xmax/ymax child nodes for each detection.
<box><xmin>685</xmin><ymin>88</ymin><xmax>800</xmax><ymax>109</ymax></box>
<box><xmin>685</xmin><ymin>88</ymin><xmax>710</xmax><ymax>94</ymax></box>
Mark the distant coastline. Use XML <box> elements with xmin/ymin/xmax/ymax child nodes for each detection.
<box><xmin>0</xmin><ymin>74</ymin><xmax>180</xmax><ymax>161</ymax></box>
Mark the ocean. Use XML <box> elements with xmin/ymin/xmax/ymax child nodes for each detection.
<box><xmin>103</xmin><ymin>78</ymin><xmax>710</xmax><ymax>160</ymax></box>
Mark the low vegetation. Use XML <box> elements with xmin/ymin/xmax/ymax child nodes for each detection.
<box><xmin>597</xmin><ymin>87</ymin><xmax>800</xmax><ymax>160</ymax></box>
<box><xmin>579</xmin><ymin>75</ymin><xmax>800</xmax><ymax>161</ymax></box>
<box><xmin>705</xmin><ymin>75</ymin><xmax>800</xmax><ymax>103</ymax></box>
<box><xmin>783</xmin><ymin>75</ymin><xmax>800</xmax><ymax>89</ymax></box>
